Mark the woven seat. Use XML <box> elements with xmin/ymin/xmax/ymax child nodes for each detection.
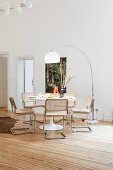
<box><xmin>46</xmin><ymin>111</ymin><xmax>67</xmax><ymax>116</ymax></box>
<box><xmin>24</xmin><ymin>105</ymin><xmax>45</xmax><ymax>109</ymax></box>
<box><xmin>72</xmin><ymin>108</ymin><xmax>90</xmax><ymax>114</ymax></box>
<box><xmin>16</xmin><ymin>109</ymin><xmax>34</xmax><ymax>115</ymax></box>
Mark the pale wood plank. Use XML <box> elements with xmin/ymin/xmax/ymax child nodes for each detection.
<box><xmin>0</xmin><ymin>109</ymin><xmax>113</xmax><ymax>170</ymax></box>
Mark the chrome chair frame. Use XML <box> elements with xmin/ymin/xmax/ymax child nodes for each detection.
<box><xmin>22</xmin><ymin>92</ymin><xmax>45</xmax><ymax>124</ymax></box>
<box><xmin>55</xmin><ymin>93</ymin><xmax>76</xmax><ymax>125</ymax></box>
<box><xmin>43</xmin><ymin>99</ymin><xmax>68</xmax><ymax>139</ymax></box>
<box><xmin>9</xmin><ymin>97</ymin><xmax>36</xmax><ymax>135</ymax></box>
<box><xmin>71</xmin><ymin>96</ymin><xmax>93</xmax><ymax>133</ymax></box>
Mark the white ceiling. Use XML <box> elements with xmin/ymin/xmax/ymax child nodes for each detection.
<box><xmin>0</xmin><ymin>0</ymin><xmax>73</xmax><ymax>3</ymax></box>
<box><xmin>0</xmin><ymin>0</ymin><xmax>76</xmax><ymax>9</ymax></box>
<box><xmin>0</xmin><ymin>0</ymin><xmax>74</xmax><ymax>5</ymax></box>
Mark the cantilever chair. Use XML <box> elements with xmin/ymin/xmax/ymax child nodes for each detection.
<box><xmin>55</xmin><ymin>93</ymin><xmax>76</xmax><ymax>125</ymax></box>
<box><xmin>65</xmin><ymin>93</ymin><xmax>76</xmax><ymax>124</ymax></box>
<box><xmin>22</xmin><ymin>92</ymin><xmax>45</xmax><ymax>124</ymax></box>
<box><xmin>71</xmin><ymin>96</ymin><xmax>93</xmax><ymax>132</ymax></box>
<box><xmin>43</xmin><ymin>99</ymin><xmax>68</xmax><ymax>139</ymax></box>
<box><xmin>9</xmin><ymin>97</ymin><xmax>36</xmax><ymax>135</ymax></box>
<box><xmin>22</xmin><ymin>92</ymin><xmax>37</xmax><ymax>107</ymax></box>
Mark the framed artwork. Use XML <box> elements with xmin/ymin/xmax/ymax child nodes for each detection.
<box><xmin>45</xmin><ymin>57</ymin><xmax>67</xmax><ymax>93</ymax></box>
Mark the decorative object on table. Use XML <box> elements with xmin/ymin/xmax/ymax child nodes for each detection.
<box><xmin>59</xmin><ymin>88</ymin><xmax>65</xmax><ymax>98</ymax></box>
<box><xmin>0</xmin><ymin>0</ymin><xmax>32</xmax><ymax>16</ymax></box>
<box><xmin>60</xmin><ymin>74</ymin><xmax>74</xmax><ymax>98</ymax></box>
<box><xmin>54</xmin><ymin>86</ymin><xmax>59</xmax><ymax>95</ymax></box>
<box><xmin>62</xmin><ymin>74</ymin><xmax>74</xmax><ymax>92</ymax></box>
<box><xmin>45</xmin><ymin>44</ymin><xmax>98</xmax><ymax>124</ymax></box>
<box><xmin>63</xmin><ymin>74</ymin><xmax>75</xmax><ymax>88</ymax></box>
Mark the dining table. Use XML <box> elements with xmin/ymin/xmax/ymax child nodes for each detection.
<box><xmin>29</xmin><ymin>94</ymin><xmax>76</xmax><ymax>131</ymax></box>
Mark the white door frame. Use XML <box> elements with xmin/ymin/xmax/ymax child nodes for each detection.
<box><xmin>16</xmin><ymin>55</ymin><xmax>35</xmax><ymax>95</ymax></box>
<box><xmin>0</xmin><ymin>51</ymin><xmax>9</xmax><ymax>108</ymax></box>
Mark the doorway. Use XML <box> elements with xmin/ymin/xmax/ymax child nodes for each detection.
<box><xmin>17</xmin><ymin>58</ymin><xmax>34</xmax><ymax>108</ymax></box>
<box><xmin>0</xmin><ymin>54</ymin><xmax>8</xmax><ymax>109</ymax></box>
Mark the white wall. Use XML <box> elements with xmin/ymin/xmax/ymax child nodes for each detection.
<box><xmin>0</xmin><ymin>55</ymin><xmax>8</xmax><ymax>107</ymax></box>
<box><xmin>0</xmin><ymin>0</ymin><xmax>113</xmax><ymax>121</ymax></box>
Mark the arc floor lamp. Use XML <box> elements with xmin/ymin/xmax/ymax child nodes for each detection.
<box><xmin>45</xmin><ymin>44</ymin><xmax>98</xmax><ymax>124</ymax></box>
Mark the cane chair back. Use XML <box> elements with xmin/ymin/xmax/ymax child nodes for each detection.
<box><xmin>22</xmin><ymin>92</ymin><xmax>36</xmax><ymax>103</ymax></box>
<box><xmin>86</xmin><ymin>96</ymin><xmax>93</xmax><ymax>109</ymax></box>
<box><xmin>9</xmin><ymin>97</ymin><xmax>17</xmax><ymax>114</ymax></box>
<box><xmin>45</xmin><ymin>99</ymin><xmax>68</xmax><ymax>113</ymax></box>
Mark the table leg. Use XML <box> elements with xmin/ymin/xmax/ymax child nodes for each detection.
<box><xmin>39</xmin><ymin>117</ymin><xmax>63</xmax><ymax>131</ymax></box>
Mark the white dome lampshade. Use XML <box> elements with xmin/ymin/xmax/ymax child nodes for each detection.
<box><xmin>44</xmin><ymin>51</ymin><xmax>60</xmax><ymax>64</ymax></box>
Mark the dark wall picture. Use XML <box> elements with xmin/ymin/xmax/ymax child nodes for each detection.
<box><xmin>45</xmin><ymin>57</ymin><xmax>67</xmax><ymax>93</ymax></box>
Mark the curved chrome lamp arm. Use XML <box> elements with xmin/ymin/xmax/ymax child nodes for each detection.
<box><xmin>50</xmin><ymin>44</ymin><xmax>94</xmax><ymax>119</ymax></box>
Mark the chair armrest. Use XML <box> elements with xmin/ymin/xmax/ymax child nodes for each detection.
<box><xmin>25</xmin><ymin>105</ymin><xmax>45</xmax><ymax>109</ymax></box>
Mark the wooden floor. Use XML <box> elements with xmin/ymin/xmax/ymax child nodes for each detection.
<box><xmin>0</xmin><ymin>109</ymin><xmax>113</xmax><ymax>170</ymax></box>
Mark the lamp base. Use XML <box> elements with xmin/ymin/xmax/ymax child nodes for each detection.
<box><xmin>84</xmin><ymin>120</ymin><xmax>99</xmax><ymax>124</ymax></box>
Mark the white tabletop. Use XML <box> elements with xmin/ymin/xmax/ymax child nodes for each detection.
<box><xmin>29</xmin><ymin>95</ymin><xmax>76</xmax><ymax>101</ymax></box>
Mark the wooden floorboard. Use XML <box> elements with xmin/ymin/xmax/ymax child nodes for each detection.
<box><xmin>0</xmin><ymin>109</ymin><xmax>113</xmax><ymax>170</ymax></box>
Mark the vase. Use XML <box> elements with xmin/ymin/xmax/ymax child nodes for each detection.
<box><xmin>60</xmin><ymin>88</ymin><xmax>65</xmax><ymax>98</ymax></box>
